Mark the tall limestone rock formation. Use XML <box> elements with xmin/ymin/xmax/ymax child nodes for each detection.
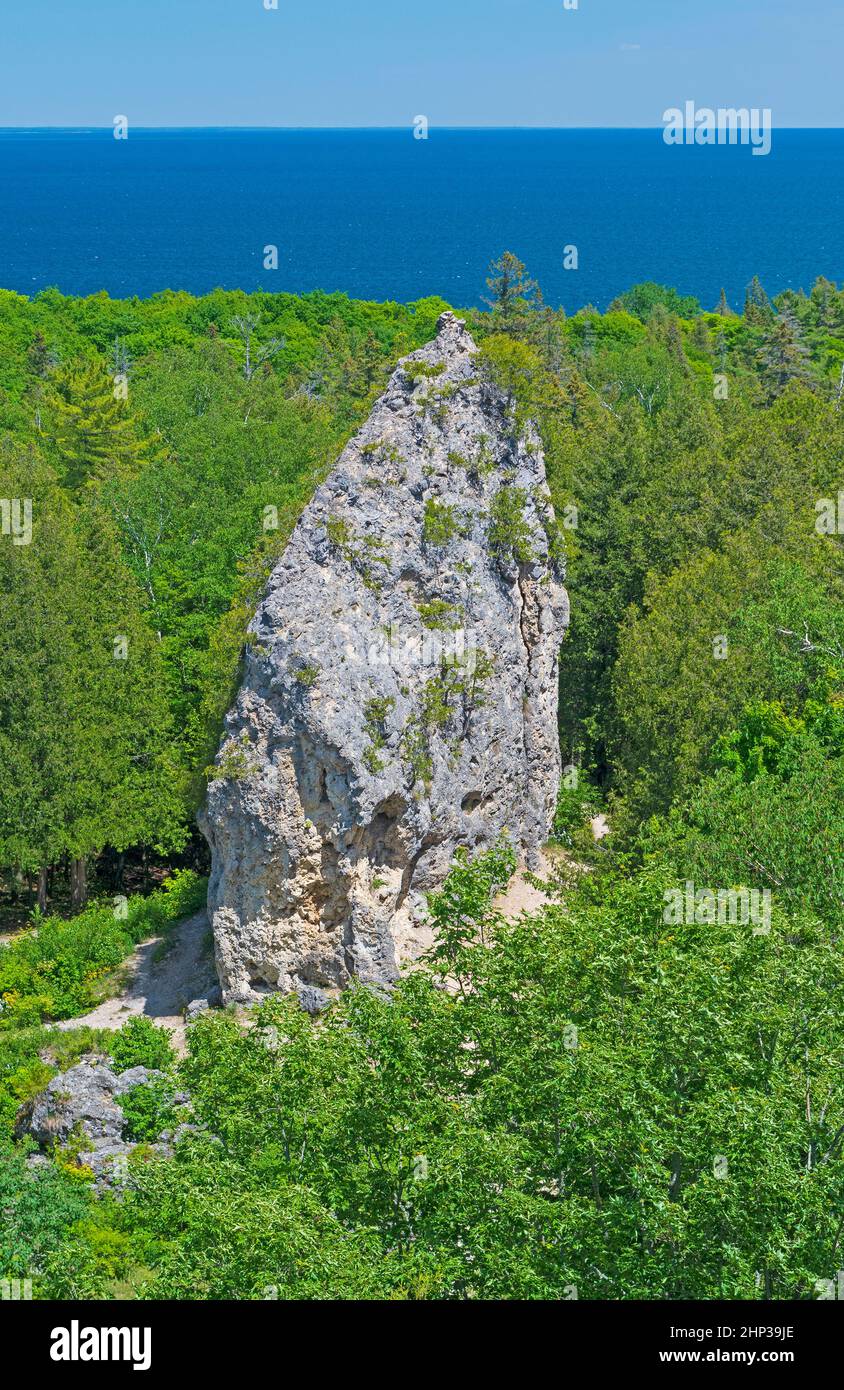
<box><xmin>201</xmin><ymin>312</ymin><xmax>569</xmax><ymax>1004</ymax></box>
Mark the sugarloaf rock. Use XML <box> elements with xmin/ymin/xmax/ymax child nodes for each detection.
<box><xmin>201</xmin><ymin>312</ymin><xmax>569</xmax><ymax>1004</ymax></box>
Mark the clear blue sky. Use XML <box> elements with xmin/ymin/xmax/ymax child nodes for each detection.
<box><xmin>1</xmin><ymin>0</ymin><xmax>841</xmax><ymax>128</ymax></box>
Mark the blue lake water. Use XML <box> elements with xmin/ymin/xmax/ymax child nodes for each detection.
<box><xmin>0</xmin><ymin>128</ymin><xmax>841</xmax><ymax>310</ymax></box>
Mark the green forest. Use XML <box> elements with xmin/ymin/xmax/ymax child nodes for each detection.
<box><xmin>2</xmin><ymin>261</ymin><xmax>844</xmax><ymax>1299</ymax></box>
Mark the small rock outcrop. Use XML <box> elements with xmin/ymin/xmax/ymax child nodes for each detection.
<box><xmin>201</xmin><ymin>312</ymin><xmax>570</xmax><ymax>1005</ymax></box>
<box><xmin>15</xmin><ymin>1060</ymin><xmax>164</xmax><ymax>1148</ymax></box>
<box><xmin>184</xmin><ymin>984</ymin><xmax>222</xmax><ymax>1022</ymax></box>
<box><xmin>15</xmin><ymin>1059</ymin><xmax>188</xmax><ymax>1191</ymax></box>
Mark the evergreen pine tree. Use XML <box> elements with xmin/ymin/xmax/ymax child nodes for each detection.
<box><xmin>0</xmin><ymin>442</ymin><xmax>186</xmax><ymax>910</ymax></box>
<box><xmin>665</xmin><ymin>316</ymin><xmax>690</xmax><ymax>370</ymax></box>
<box><xmin>483</xmin><ymin>252</ymin><xmax>539</xmax><ymax>336</ymax></box>
<box><xmin>809</xmin><ymin>276</ymin><xmax>844</xmax><ymax>334</ymax></box>
<box><xmin>714</xmin><ymin>288</ymin><xmax>734</xmax><ymax>317</ymax></box>
<box><xmin>691</xmin><ymin>317</ymin><xmax>712</xmax><ymax>358</ymax></box>
<box><xmin>60</xmin><ymin>502</ymin><xmax>187</xmax><ymax>905</ymax></box>
<box><xmin>48</xmin><ymin>359</ymin><xmax>157</xmax><ymax>492</ymax></box>
<box><xmin>27</xmin><ymin>331</ymin><xmax>54</xmax><ymax>378</ymax></box>
<box><xmin>744</xmin><ymin>275</ymin><xmax>775</xmax><ymax>326</ymax></box>
<box><xmin>0</xmin><ymin>445</ymin><xmax>80</xmax><ymax>902</ymax></box>
<box><xmin>757</xmin><ymin>309</ymin><xmax>813</xmax><ymax>400</ymax></box>
<box><xmin>577</xmin><ymin>311</ymin><xmax>598</xmax><ymax>366</ymax></box>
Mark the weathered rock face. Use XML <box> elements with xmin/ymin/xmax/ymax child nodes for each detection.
<box><xmin>201</xmin><ymin>312</ymin><xmax>569</xmax><ymax>1005</ymax></box>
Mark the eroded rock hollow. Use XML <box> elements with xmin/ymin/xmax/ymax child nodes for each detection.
<box><xmin>201</xmin><ymin>312</ymin><xmax>569</xmax><ymax>1004</ymax></box>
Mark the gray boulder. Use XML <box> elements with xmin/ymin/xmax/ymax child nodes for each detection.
<box><xmin>184</xmin><ymin>984</ymin><xmax>223</xmax><ymax>1022</ymax></box>
<box><xmin>15</xmin><ymin>1061</ymin><xmax>165</xmax><ymax>1147</ymax></box>
<box><xmin>112</xmin><ymin>1066</ymin><xmax>166</xmax><ymax>1095</ymax></box>
<box><xmin>200</xmin><ymin>312</ymin><xmax>570</xmax><ymax>1004</ymax></box>
<box><xmin>84</xmin><ymin>1141</ymin><xmax>135</xmax><ymax>1189</ymax></box>
<box><xmin>17</xmin><ymin>1061</ymin><xmax>123</xmax><ymax>1146</ymax></box>
<box><xmin>185</xmin><ymin>997</ymin><xmax>210</xmax><ymax>1022</ymax></box>
<box><xmin>297</xmin><ymin>985</ymin><xmax>331</xmax><ymax>1015</ymax></box>
<box><xmin>16</xmin><ymin>1060</ymin><xmax>198</xmax><ymax>1193</ymax></box>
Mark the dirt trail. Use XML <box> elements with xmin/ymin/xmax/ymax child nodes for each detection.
<box><xmin>54</xmin><ymin>910</ymin><xmax>216</xmax><ymax>1051</ymax></box>
<box><xmin>35</xmin><ymin>844</ymin><xmax>574</xmax><ymax>1048</ymax></box>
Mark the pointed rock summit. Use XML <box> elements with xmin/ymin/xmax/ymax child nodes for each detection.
<box><xmin>201</xmin><ymin>312</ymin><xmax>570</xmax><ymax>1004</ymax></box>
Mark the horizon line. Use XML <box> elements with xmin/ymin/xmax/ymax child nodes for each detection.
<box><xmin>1</xmin><ymin>123</ymin><xmax>843</xmax><ymax>132</ymax></box>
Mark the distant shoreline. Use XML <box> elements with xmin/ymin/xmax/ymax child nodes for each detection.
<box><xmin>2</xmin><ymin>125</ymin><xmax>843</xmax><ymax>133</ymax></box>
